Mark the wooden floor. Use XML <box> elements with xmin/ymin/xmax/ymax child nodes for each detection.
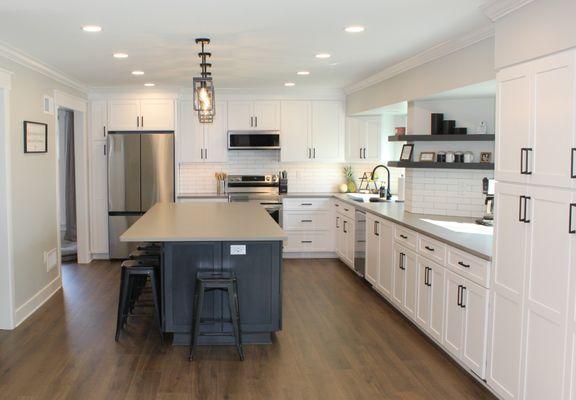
<box><xmin>0</xmin><ymin>258</ymin><xmax>495</xmax><ymax>400</ymax></box>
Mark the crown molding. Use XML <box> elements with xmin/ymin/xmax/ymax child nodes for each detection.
<box><xmin>479</xmin><ymin>0</ymin><xmax>535</xmax><ymax>21</ymax></box>
<box><xmin>344</xmin><ymin>24</ymin><xmax>495</xmax><ymax>95</ymax></box>
<box><xmin>0</xmin><ymin>41</ymin><xmax>87</xmax><ymax>93</ymax></box>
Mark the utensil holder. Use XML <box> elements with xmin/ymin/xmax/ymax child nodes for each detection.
<box><xmin>216</xmin><ymin>180</ymin><xmax>226</xmax><ymax>195</ymax></box>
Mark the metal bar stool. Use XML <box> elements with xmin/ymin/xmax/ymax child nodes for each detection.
<box><xmin>115</xmin><ymin>259</ymin><xmax>163</xmax><ymax>342</ymax></box>
<box><xmin>128</xmin><ymin>248</ymin><xmax>161</xmax><ymax>310</ymax></box>
<box><xmin>189</xmin><ymin>271</ymin><xmax>244</xmax><ymax>361</ymax></box>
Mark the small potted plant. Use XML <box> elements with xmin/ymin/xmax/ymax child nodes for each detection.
<box><xmin>343</xmin><ymin>165</ymin><xmax>356</xmax><ymax>193</ymax></box>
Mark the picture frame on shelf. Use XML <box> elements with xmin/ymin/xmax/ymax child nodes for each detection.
<box><xmin>399</xmin><ymin>144</ymin><xmax>414</xmax><ymax>161</ymax></box>
<box><xmin>419</xmin><ymin>152</ymin><xmax>436</xmax><ymax>162</ymax></box>
<box><xmin>480</xmin><ymin>151</ymin><xmax>492</xmax><ymax>163</ymax></box>
<box><xmin>23</xmin><ymin>121</ymin><xmax>48</xmax><ymax>153</ymax></box>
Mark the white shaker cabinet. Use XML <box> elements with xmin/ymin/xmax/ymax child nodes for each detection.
<box><xmin>365</xmin><ymin>213</ymin><xmax>380</xmax><ymax>286</ymax></box>
<box><xmin>108</xmin><ymin>99</ymin><xmax>175</xmax><ymax>131</ymax></box>
<box><xmin>281</xmin><ymin>100</ymin><xmax>344</xmax><ymax>162</ymax></box>
<box><xmin>376</xmin><ymin>219</ymin><xmax>394</xmax><ymax>298</ymax></box>
<box><xmin>495</xmin><ymin>49</ymin><xmax>576</xmax><ymax>190</ymax></box>
<box><xmin>415</xmin><ymin>258</ymin><xmax>445</xmax><ymax>344</ymax></box>
<box><xmin>228</xmin><ymin>100</ymin><xmax>280</xmax><ymax>131</ymax></box>
<box><xmin>90</xmin><ymin>101</ymin><xmax>108</xmax><ymax>141</ymax></box>
<box><xmin>108</xmin><ymin>100</ymin><xmax>140</xmax><ymax>131</ymax></box>
<box><xmin>179</xmin><ymin>100</ymin><xmax>228</xmax><ymax>163</ymax></box>
<box><xmin>392</xmin><ymin>244</ymin><xmax>417</xmax><ymax>319</ymax></box>
<box><xmin>89</xmin><ymin>141</ymin><xmax>108</xmax><ymax>254</ymax></box>
<box><xmin>346</xmin><ymin>116</ymin><xmax>381</xmax><ymax>162</ymax></box>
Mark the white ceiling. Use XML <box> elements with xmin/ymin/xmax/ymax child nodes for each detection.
<box><xmin>0</xmin><ymin>0</ymin><xmax>491</xmax><ymax>90</ymax></box>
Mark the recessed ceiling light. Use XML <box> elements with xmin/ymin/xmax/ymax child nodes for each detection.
<box><xmin>82</xmin><ymin>25</ymin><xmax>102</xmax><ymax>33</ymax></box>
<box><xmin>344</xmin><ymin>26</ymin><xmax>365</xmax><ymax>33</ymax></box>
<box><xmin>284</xmin><ymin>82</ymin><xmax>295</xmax><ymax>87</ymax></box>
<box><xmin>144</xmin><ymin>83</ymin><xmax>155</xmax><ymax>87</ymax></box>
<box><xmin>113</xmin><ymin>53</ymin><xmax>128</xmax><ymax>59</ymax></box>
<box><xmin>131</xmin><ymin>70</ymin><xmax>145</xmax><ymax>76</ymax></box>
<box><xmin>315</xmin><ymin>53</ymin><xmax>331</xmax><ymax>59</ymax></box>
<box><xmin>297</xmin><ymin>71</ymin><xmax>310</xmax><ymax>76</ymax></box>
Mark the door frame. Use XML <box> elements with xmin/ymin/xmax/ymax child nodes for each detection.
<box><xmin>54</xmin><ymin>90</ymin><xmax>90</xmax><ymax>264</ymax></box>
<box><xmin>0</xmin><ymin>67</ymin><xmax>15</xmax><ymax>329</ymax></box>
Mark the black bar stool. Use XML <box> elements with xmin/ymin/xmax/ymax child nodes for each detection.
<box><xmin>128</xmin><ymin>249</ymin><xmax>161</xmax><ymax>308</ymax></box>
<box><xmin>115</xmin><ymin>259</ymin><xmax>163</xmax><ymax>342</ymax></box>
<box><xmin>138</xmin><ymin>242</ymin><xmax>161</xmax><ymax>251</ymax></box>
<box><xmin>189</xmin><ymin>271</ymin><xmax>244</xmax><ymax>361</ymax></box>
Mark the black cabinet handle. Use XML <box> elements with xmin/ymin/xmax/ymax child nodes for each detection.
<box><xmin>570</xmin><ymin>203</ymin><xmax>576</xmax><ymax>234</ymax></box>
<box><xmin>141</xmin><ymin>116</ymin><xmax>144</xmax><ymax>127</ymax></box>
<box><xmin>103</xmin><ymin>144</ymin><xmax>106</xmax><ymax>156</ymax></box>
<box><xmin>308</xmin><ymin>148</ymin><xmax>311</xmax><ymax>159</ymax></box>
<box><xmin>374</xmin><ymin>221</ymin><xmax>379</xmax><ymax>236</ymax></box>
<box><xmin>359</xmin><ymin>148</ymin><xmax>363</xmax><ymax>159</ymax></box>
<box><xmin>457</xmin><ymin>285</ymin><xmax>462</xmax><ymax>306</ymax></box>
<box><xmin>570</xmin><ymin>147</ymin><xmax>576</xmax><ymax>179</ymax></box>
<box><xmin>400</xmin><ymin>234</ymin><xmax>408</xmax><ymax>239</ymax></box>
<box><xmin>460</xmin><ymin>286</ymin><xmax>467</xmax><ymax>308</ymax></box>
<box><xmin>136</xmin><ymin>116</ymin><xmax>139</xmax><ymax>127</ymax></box>
<box><xmin>425</xmin><ymin>267</ymin><xmax>431</xmax><ymax>287</ymax></box>
<box><xmin>519</xmin><ymin>195</ymin><xmax>531</xmax><ymax>223</ymax></box>
<box><xmin>313</xmin><ymin>148</ymin><xmax>316</xmax><ymax>159</ymax></box>
<box><xmin>301</xmin><ymin>203</ymin><xmax>313</xmax><ymax>206</ymax></box>
<box><xmin>343</xmin><ymin>220</ymin><xmax>347</xmax><ymax>234</ymax></box>
<box><xmin>458</xmin><ymin>261</ymin><xmax>470</xmax><ymax>268</ymax></box>
<box><xmin>523</xmin><ymin>196</ymin><xmax>531</xmax><ymax>223</ymax></box>
<box><xmin>344</xmin><ymin>208</ymin><xmax>349</xmax><ymax>212</ymax></box>
<box><xmin>250</xmin><ymin>116</ymin><xmax>253</xmax><ymax>127</ymax></box>
<box><xmin>521</xmin><ymin>148</ymin><xmax>532</xmax><ymax>175</ymax></box>
<box><xmin>399</xmin><ymin>253</ymin><xmax>405</xmax><ymax>270</ymax></box>
<box><xmin>336</xmin><ymin>216</ymin><xmax>339</xmax><ymax>229</ymax></box>
<box><xmin>424</xmin><ymin>246</ymin><xmax>435</xmax><ymax>252</ymax></box>
<box><xmin>255</xmin><ymin>116</ymin><xmax>258</xmax><ymax>127</ymax></box>
<box><xmin>301</xmin><ymin>219</ymin><xmax>312</xmax><ymax>223</ymax></box>
<box><xmin>301</xmin><ymin>240</ymin><xmax>312</xmax><ymax>244</ymax></box>
<box><xmin>103</xmin><ymin>126</ymin><xmax>106</xmax><ymax>137</ymax></box>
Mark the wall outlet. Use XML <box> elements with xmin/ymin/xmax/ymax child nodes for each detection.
<box><xmin>230</xmin><ymin>245</ymin><xmax>246</xmax><ymax>256</ymax></box>
<box><xmin>45</xmin><ymin>248</ymin><xmax>58</xmax><ymax>271</ymax></box>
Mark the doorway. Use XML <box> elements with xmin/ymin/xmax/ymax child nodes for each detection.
<box><xmin>58</xmin><ymin>108</ymin><xmax>77</xmax><ymax>263</ymax></box>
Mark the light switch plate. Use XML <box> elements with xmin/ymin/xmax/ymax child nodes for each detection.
<box><xmin>45</xmin><ymin>248</ymin><xmax>58</xmax><ymax>271</ymax></box>
<box><xmin>230</xmin><ymin>245</ymin><xmax>246</xmax><ymax>255</ymax></box>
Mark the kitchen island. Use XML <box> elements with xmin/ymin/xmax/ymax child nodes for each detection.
<box><xmin>120</xmin><ymin>202</ymin><xmax>286</xmax><ymax>345</ymax></box>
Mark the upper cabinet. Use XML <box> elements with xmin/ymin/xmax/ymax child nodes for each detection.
<box><xmin>90</xmin><ymin>101</ymin><xmax>108</xmax><ymax>142</ymax></box>
<box><xmin>228</xmin><ymin>100</ymin><xmax>280</xmax><ymax>131</ymax></box>
<box><xmin>496</xmin><ymin>49</ymin><xmax>576</xmax><ymax>189</ymax></box>
<box><xmin>179</xmin><ymin>100</ymin><xmax>228</xmax><ymax>163</ymax></box>
<box><xmin>281</xmin><ymin>100</ymin><xmax>344</xmax><ymax>162</ymax></box>
<box><xmin>108</xmin><ymin>99</ymin><xmax>175</xmax><ymax>131</ymax></box>
<box><xmin>346</xmin><ymin>116</ymin><xmax>382</xmax><ymax>162</ymax></box>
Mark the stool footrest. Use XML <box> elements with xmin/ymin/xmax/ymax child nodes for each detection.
<box><xmin>199</xmin><ymin>332</ymin><xmax>239</xmax><ymax>337</ymax></box>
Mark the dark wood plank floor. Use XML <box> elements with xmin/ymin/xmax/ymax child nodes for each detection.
<box><xmin>0</xmin><ymin>258</ymin><xmax>495</xmax><ymax>400</ymax></box>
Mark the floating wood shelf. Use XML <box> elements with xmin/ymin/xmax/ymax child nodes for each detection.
<box><xmin>387</xmin><ymin>161</ymin><xmax>494</xmax><ymax>170</ymax></box>
<box><xmin>388</xmin><ymin>134</ymin><xmax>495</xmax><ymax>142</ymax></box>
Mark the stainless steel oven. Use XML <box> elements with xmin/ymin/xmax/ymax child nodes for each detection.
<box><xmin>227</xmin><ymin>175</ymin><xmax>283</xmax><ymax>227</ymax></box>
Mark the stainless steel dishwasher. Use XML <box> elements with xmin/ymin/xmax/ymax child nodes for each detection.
<box><xmin>354</xmin><ymin>210</ymin><xmax>366</xmax><ymax>277</ymax></box>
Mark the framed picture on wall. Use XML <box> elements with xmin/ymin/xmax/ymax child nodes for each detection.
<box><xmin>480</xmin><ymin>152</ymin><xmax>492</xmax><ymax>163</ymax></box>
<box><xmin>23</xmin><ymin>121</ymin><xmax>48</xmax><ymax>153</ymax></box>
<box><xmin>419</xmin><ymin>152</ymin><xmax>435</xmax><ymax>162</ymax></box>
<box><xmin>400</xmin><ymin>144</ymin><xmax>414</xmax><ymax>161</ymax></box>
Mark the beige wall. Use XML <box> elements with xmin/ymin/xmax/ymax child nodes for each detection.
<box><xmin>0</xmin><ymin>55</ymin><xmax>84</xmax><ymax>309</ymax></box>
<box><xmin>346</xmin><ymin>38</ymin><xmax>496</xmax><ymax>115</ymax></box>
<box><xmin>494</xmin><ymin>0</ymin><xmax>576</xmax><ymax>69</ymax></box>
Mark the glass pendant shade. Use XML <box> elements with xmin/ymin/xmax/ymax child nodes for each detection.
<box><xmin>198</xmin><ymin>108</ymin><xmax>215</xmax><ymax>124</ymax></box>
<box><xmin>193</xmin><ymin>77</ymin><xmax>215</xmax><ymax>112</ymax></box>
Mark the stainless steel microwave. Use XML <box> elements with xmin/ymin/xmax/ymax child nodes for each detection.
<box><xmin>228</xmin><ymin>131</ymin><xmax>280</xmax><ymax>150</ymax></box>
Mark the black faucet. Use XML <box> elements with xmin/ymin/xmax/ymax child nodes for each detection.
<box><xmin>370</xmin><ymin>165</ymin><xmax>392</xmax><ymax>200</ymax></box>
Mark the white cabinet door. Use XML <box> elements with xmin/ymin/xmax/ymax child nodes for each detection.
<box><xmin>89</xmin><ymin>142</ymin><xmax>108</xmax><ymax>254</ymax></box>
<box><xmin>346</xmin><ymin>118</ymin><xmax>365</xmax><ymax>162</ymax></box>
<box><xmin>392</xmin><ymin>245</ymin><xmax>406</xmax><ymax>308</ymax></box>
<box><xmin>564</xmin><ymin>193</ymin><xmax>576</xmax><ymax>400</ymax></box>
<box><xmin>376</xmin><ymin>219</ymin><xmax>394</xmax><ymax>298</ymax></box>
<box><xmin>227</xmin><ymin>101</ymin><xmax>253</xmax><ymax>130</ymax></box>
<box><xmin>311</xmin><ymin>101</ymin><xmax>343</xmax><ymax>162</ymax></box>
<box><xmin>344</xmin><ymin>217</ymin><xmax>355</xmax><ymax>268</ymax></box>
<box><xmin>140</xmin><ymin>99</ymin><xmax>174</xmax><ymax>130</ymax></box>
<box><xmin>403</xmin><ymin>249</ymin><xmax>418</xmax><ymax>319</ymax></box>
<box><xmin>280</xmin><ymin>101</ymin><xmax>311</xmax><ymax>162</ymax></box>
<box><xmin>416</xmin><ymin>260</ymin><xmax>431</xmax><ymax>330</ymax></box>
<box><xmin>204</xmin><ymin>101</ymin><xmax>228</xmax><ymax>162</ymax></box>
<box><xmin>108</xmin><ymin>100</ymin><xmax>140</xmax><ymax>131</ymax></box>
<box><xmin>365</xmin><ymin>214</ymin><xmax>380</xmax><ymax>285</ymax></box>
<box><xmin>253</xmin><ymin>101</ymin><xmax>280</xmax><ymax>130</ymax></box>
<box><xmin>178</xmin><ymin>100</ymin><xmax>204</xmax><ymax>163</ymax></box>
<box><xmin>530</xmin><ymin>51</ymin><xmax>576</xmax><ymax>189</ymax></box>
<box><xmin>90</xmin><ymin>101</ymin><xmax>107</xmax><ymax>141</ymax></box>
<box><xmin>335</xmin><ymin>214</ymin><xmax>344</xmax><ymax>259</ymax></box>
<box><xmin>495</xmin><ymin>63</ymin><xmax>531</xmax><ymax>184</ymax></box>
<box><xmin>444</xmin><ymin>270</ymin><xmax>465</xmax><ymax>359</ymax></box>
<box><xmin>520</xmin><ymin>186</ymin><xmax>573</xmax><ymax>400</ymax></box>
<box><xmin>462</xmin><ymin>280</ymin><xmax>489</xmax><ymax>379</ymax></box>
<box><xmin>489</xmin><ymin>182</ymin><xmax>529</xmax><ymax>400</ymax></box>
<box><xmin>363</xmin><ymin>117</ymin><xmax>381</xmax><ymax>161</ymax></box>
<box><xmin>428</xmin><ymin>262</ymin><xmax>445</xmax><ymax>344</ymax></box>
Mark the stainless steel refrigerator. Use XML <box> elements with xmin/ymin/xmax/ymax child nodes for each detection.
<box><xmin>107</xmin><ymin>132</ymin><xmax>174</xmax><ymax>258</ymax></box>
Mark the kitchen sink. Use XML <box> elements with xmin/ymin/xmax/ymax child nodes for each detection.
<box><xmin>346</xmin><ymin>193</ymin><xmax>381</xmax><ymax>202</ymax></box>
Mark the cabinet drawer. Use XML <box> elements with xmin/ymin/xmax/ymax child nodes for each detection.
<box><xmin>395</xmin><ymin>225</ymin><xmax>418</xmax><ymax>250</ymax></box>
<box><xmin>284</xmin><ymin>231</ymin><xmax>333</xmax><ymax>252</ymax></box>
<box><xmin>334</xmin><ymin>200</ymin><xmax>355</xmax><ymax>219</ymax></box>
<box><xmin>418</xmin><ymin>235</ymin><xmax>447</xmax><ymax>265</ymax></box>
<box><xmin>447</xmin><ymin>247</ymin><xmax>490</xmax><ymax>288</ymax></box>
<box><xmin>283</xmin><ymin>197</ymin><xmax>331</xmax><ymax>211</ymax></box>
<box><xmin>283</xmin><ymin>211</ymin><xmax>330</xmax><ymax>231</ymax></box>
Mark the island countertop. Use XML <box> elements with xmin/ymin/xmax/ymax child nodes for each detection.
<box><xmin>120</xmin><ymin>202</ymin><xmax>287</xmax><ymax>242</ymax></box>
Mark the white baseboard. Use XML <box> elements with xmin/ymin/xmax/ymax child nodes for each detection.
<box><xmin>91</xmin><ymin>253</ymin><xmax>109</xmax><ymax>260</ymax></box>
<box><xmin>283</xmin><ymin>251</ymin><xmax>338</xmax><ymax>259</ymax></box>
<box><xmin>14</xmin><ymin>274</ymin><xmax>62</xmax><ymax>328</ymax></box>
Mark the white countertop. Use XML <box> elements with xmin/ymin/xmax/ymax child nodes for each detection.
<box><xmin>120</xmin><ymin>202</ymin><xmax>287</xmax><ymax>242</ymax></box>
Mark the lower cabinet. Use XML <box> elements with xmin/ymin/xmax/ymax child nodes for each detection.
<box><xmin>283</xmin><ymin>198</ymin><xmax>334</xmax><ymax>254</ymax></box>
<box><xmin>443</xmin><ymin>270</ymin><xmax>489</xmax><ymax>379</ymax></box>
<box><xmin>415</xmin><ymin>258</ymin><xmax>445</xmax><ymax>343</ymax></box>
<box><xmin>392</xmin><ymin>244</ymin><xmax>417</xmax><ymax>319</ymax></box>
<box><xmin>365</xmin><ymin>213</ymin><xmax>380</xmax><ymax>285</ymax></box>
<box><xmin>335</xmin><ymin>211</ymin><xmax>355</xmax><ymax>268</ymax></box>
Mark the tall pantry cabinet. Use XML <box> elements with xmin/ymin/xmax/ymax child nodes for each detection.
<box><xmin>489</xmin><ymin>48</ymin><xmax>576</xmax><ymax>400</ymax></box>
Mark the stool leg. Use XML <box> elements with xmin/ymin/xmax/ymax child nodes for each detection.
<box><xmin>115</xmin><ymin>269</ymin><xmax>130</xmax><ymax>341</ymax></box>
<box><xmin>227</xmin><ymin>282</ymin><xmax>244</xmax><ymax>361</ymax></box>
<box><xmin>149</xmin><ymin>272</ymin><xmax>163</xmax><ymax>344</ymax></box>
<box><xmin>189</xmin><ymin>281</ymin><xmax>205</xmax><ymax>361</ymax></box>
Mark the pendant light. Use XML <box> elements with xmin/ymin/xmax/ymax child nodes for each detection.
<box><xmin>193</xmin><ymin>38</ymin><xmax>215</xmax><ymax>123</ymax></box>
